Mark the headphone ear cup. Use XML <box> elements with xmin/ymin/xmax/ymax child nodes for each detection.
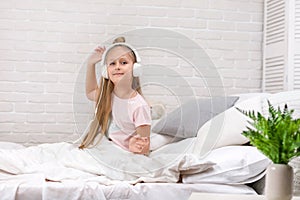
<box><xmin>133</xmin><ymin>63</ymin><xmax>142</xmax><ymax>77</ymax></box>
<box><xmin>102</xmin><ymin>66</ymin><xmax>108</xmax><ymax>79</ymax></box>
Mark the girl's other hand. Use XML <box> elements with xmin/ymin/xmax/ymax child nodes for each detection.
<box><xmin>88</xmin><ymin>46</ymin><xmax>106</xmax><ymax>65</ymax></box>
<box><xmin>129</xmin><ymin>135</ymin><xmax>150</xmax><ymax>156</ymax></box>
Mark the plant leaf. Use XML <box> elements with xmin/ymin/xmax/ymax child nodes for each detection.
<box><xmin>237</xmin><ymin>100</ymin><xmax>300</xmax><ymax>164</ymax></box>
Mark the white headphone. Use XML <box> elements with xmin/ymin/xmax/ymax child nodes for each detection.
<box><xmin>100</xmin><ymin>43</ymin><xmax>142</xmax><ymax>79</ymax></box>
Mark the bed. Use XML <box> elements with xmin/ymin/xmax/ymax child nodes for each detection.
<box><xmin>1</xmin><ymin>90</ymin><xmax>299</xmax><ymax>200</ymax></box>
<box><xmin>0</xmin><ymin>140</ymin><xmax>265</xmax><ymax>200</ymax></box>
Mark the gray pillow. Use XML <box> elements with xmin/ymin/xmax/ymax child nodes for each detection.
<box><xmin>151</xmin><ymin>96</ymin><xmax>239</xmax><ymax>138</ymax></box>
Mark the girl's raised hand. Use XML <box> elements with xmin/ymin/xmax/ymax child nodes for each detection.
<box><xmin>88</xmin><ymin>46</ymin><xmax>106</xmax><ymax>65</ymax></box>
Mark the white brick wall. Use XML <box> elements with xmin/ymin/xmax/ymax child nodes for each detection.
<box><xmin>0</xmin><ymin>0</ymin><xmax>264</xmax><ymax>145</ymax></box>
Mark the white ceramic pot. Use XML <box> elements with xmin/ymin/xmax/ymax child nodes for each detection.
<box><xmin>265</xmin><ymin>164</ymin><xmax>294</xmax><ymax>200</ymax></box>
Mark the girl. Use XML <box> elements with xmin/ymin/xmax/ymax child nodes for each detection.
<box><xmin>79</xmin><ymin>37</ymin><xmax>151</xmax><ymax>155</ymax></box>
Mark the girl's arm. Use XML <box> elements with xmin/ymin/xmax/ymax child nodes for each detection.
<box><xmin>136</xmin><ymin>125</ymin><xmax>150</xmax><ymax>137</ymax></box>
<box><xmin>86</xmin><ymin>46</ymin><xmax>106</xmax><ymax>101</ymax></box>
<box><xmin>129</xmin><ymin>125</ymin><xmax>151</xmax><ymax>155</ymax></box>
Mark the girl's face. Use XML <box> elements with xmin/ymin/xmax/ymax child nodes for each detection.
<box><xmin>105</xmin><ymin>46</ymin><xmax>135</xmax><ymax>85</ymax></box>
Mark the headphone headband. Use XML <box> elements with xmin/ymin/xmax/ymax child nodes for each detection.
<box><xmin>100</xmin><ymin>42</ymin><xmax>141</xmax><ymax>66</ymax></box>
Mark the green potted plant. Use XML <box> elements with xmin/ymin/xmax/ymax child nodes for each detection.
<box><xmin>238</xmin><ymin>101</ymin><xmax>300</xmax><ymax>200</ymax></box>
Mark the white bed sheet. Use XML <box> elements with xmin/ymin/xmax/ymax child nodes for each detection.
<box><xmin>0</xmin><ymin>179</ymin><xmax>257</xmax><ymax>200</ymax></box>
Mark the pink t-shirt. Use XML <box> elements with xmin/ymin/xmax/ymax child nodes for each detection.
<box><xmin>108</xmin><ymin>92</ymin><xmax>151</xmax><ymax>150</ymax></box>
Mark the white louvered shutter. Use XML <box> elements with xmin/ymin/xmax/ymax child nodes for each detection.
<box><xmin>293</xmin><ymin>0</ymin><xmax>300</xmax><ymax>89</ymax></box>
<box><xmin>263</xmin><ymin>0</ymin><xmax>300</xmax><ymax>92</ymax></box>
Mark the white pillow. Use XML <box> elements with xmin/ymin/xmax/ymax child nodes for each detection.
<box><xmin>261</xmin><ymin>90</ymin><xmax>300</xmax><ymax>118</ymax></box>
<box><xmin>232</xmin><ymin>92</ymin><xmax>271</xmax><ymax>104</ymax></box>
<box><xmin>183</xmin><ymin>146</ymin><xmax>271</xmax><ymax>184</ymax></box>
<box><xmin>151</xmin><ymin>96</ymin><xmax>239</xmax><ymax>138</ymax></box>
<box><xmin>150</xmin><ymin>132</ymin><xmax>182</xmax><ymax>151</ymax></box>
<box><xmin>193</xmin><ymin>95</ymin><xmax>270</xmax><ymax>157</ymax></box>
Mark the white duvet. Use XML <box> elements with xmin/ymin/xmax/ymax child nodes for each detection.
<box><xmin>0</xmin><ymin>139</ymin><xmax>264</xmax><ymax>200</ymax></box>
<box><xmin>0</xmin><ymin>138</ymin><xmax>214</xmax><ymax>185</ymax></box>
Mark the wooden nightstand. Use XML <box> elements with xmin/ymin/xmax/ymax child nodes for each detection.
<box><xmin>189</xmin><ymin>193</ymin><xmax>300</xmax><ymax>200</ymax></box>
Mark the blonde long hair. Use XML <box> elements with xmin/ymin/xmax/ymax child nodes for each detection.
<box><xmin>79</xmin><ymin>37</ymin><xmax>142</xmax><ymax>149</ymax></box>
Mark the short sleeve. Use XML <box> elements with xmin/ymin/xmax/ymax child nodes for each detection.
<box><xmin>133</xmin><ymin>105</ymin><xmax>151</xmax><ymax>128</ymax></box>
